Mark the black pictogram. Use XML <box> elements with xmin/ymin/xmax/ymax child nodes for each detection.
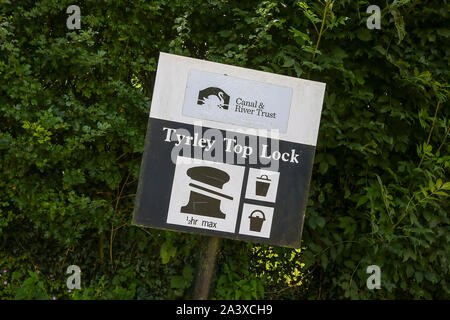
<box><xmin>249</xmin><ymin>210</ymin><xmax>266</xmax><ymax>232</ymax></box>
<box><xmin>255</xmin><ymin>175</ymin><xmax>271</xmax><ymax>197</ymax></box>
<box><xmin>181</xmin><ymin>166</ymin><xmax>232</xmax><ymax>219</ymax></box>
<box><xmin>197</xmin><ymin>87</ymin><xmax>230</xmax><ymax>110</ymax></box>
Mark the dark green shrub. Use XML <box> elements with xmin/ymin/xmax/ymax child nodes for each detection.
<box><xmin>1</xmin><ymin>0</ymin><xmax>448</xmax><ymax>299</ymax></box>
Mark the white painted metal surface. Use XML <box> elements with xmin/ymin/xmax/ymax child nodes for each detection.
<box><xmin>150</xmin><ymin>52</ymin><xmax>326</xmax><ymax>146</ymax></box>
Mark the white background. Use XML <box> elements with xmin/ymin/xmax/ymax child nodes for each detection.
<box><xmin>166</xmin><ymin>156</ymin><xmax>245</xmax><ymax>233</ymax></box>
<box><xmin>150</xmin><ymin>52</ymin><xmax>326</xmax><ymax>146</ymax></box>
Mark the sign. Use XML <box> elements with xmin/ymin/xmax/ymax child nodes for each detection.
<box><xmin>182</xmin><ymin>70</ymin><xmax>292</xmax><ymax>132</ymax></box>
<box><xmin>132</xmin><ymin>52</ymin><xmax>326</xmax><ymax>248</ymax></box>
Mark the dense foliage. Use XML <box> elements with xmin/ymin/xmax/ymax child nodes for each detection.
<box><xmin>0</xmin><ymin>0</ymin><xmax>448</xmax><ymax>299</ymax></box>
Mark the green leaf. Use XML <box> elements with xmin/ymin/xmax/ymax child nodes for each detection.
<box><xmin>160</xmin><ymin>241</ymin><xmax>177</xmax><ymax>264</ymax></box>
<box><xmin>170</xmin><ymin>276</ymin><xmax>186</xmax><ymax>289</ymax></box>
<box><xmin>356</xmin><ymin>196</ymin><xmax>368</xmax><ymax>208</ymax></box>
<box><xmin>319</xmin><ymin>162</ymin><xmax>328</xmax><ymax>174</ymax></box>
<box><xmin>316</xmin><ymin>216</ymin><xmax>326</xmax><ymax>228</ymax></box>
<box><xmin>282</xmin><ymin>56</ymin><xmax>295</xmax><ymax>68</ymax></box>
<box><xmin>415</xmin><ymin>272</ymin><xmax>423</xmax><ymax>283</ymax></box>
<box><xmin>441</xmin><ymin>182</ymin><xmax>450</xmax><ymax>190</ymax></box>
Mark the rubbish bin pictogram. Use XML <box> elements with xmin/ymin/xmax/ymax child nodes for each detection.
<box><xmin>255</xmin><ymin>175</ymin><xmax>271</xmax><ymax>196</ymax></box>
<box><xmin>249</xmin><ymin>210</ymin><xmax>266</xmax><ymax>232</ymax></box>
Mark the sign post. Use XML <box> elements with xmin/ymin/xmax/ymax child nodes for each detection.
<box><xmin>132</xmin><ymin>52</ymin><xmax>326</xmax><ymax>297</ymax></box>
<box><xmin>192</xmin><ymin>236</ymin><xmax>220</xmax><ymax>299</ymax></box>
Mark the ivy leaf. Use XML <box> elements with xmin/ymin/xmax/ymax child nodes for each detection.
<box><xmin>160</xmin><ymin>242</ymin><xmax>177</xmax><ymax>264</ymax></box>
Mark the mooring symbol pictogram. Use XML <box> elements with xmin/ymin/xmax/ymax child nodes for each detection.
<box><xmin>180</xmin><ymin>166</ymin><xmax>232</xmax><ymax>219</ymax></box>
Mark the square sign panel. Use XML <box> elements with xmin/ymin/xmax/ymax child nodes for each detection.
<box><xmin>166</xmin><ymin>156</ymin><xmax>245</xmax><ymax>233</ymax></box>
<box><xmin>132</xmin><ymin>52</ymin><xmax>326</xmax><ymax>248</ymax></box>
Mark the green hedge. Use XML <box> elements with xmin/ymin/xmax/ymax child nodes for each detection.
<box><xmin>0</xmin><ymin>0</ymin><xmax>448</xmax><ymax>299</ymax></box>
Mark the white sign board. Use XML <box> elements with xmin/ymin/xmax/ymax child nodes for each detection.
<box><xmin>133</xmin><ymin>52</ymin><xmax>326</xmax><ymax>247</ymax></box>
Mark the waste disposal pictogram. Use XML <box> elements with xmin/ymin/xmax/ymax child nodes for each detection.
<box><xmin>255</xmin><ymin>174</ymin><xmax>271</xmax><ymax>197</ymax></box>
<box><xmin>249</xmin><ymin>210</ymin><xmax>266</xmax><ymax>232</ymax></box>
